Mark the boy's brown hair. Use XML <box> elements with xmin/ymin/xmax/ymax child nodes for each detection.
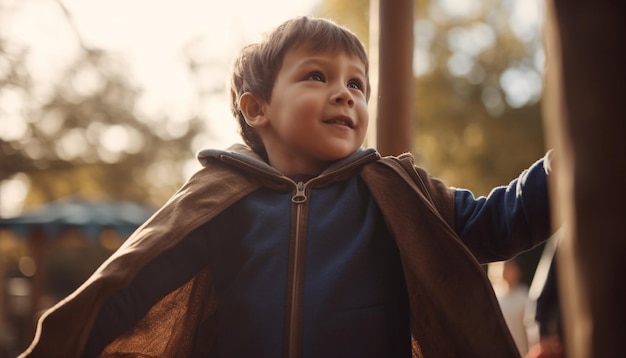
<box><xmin>230</xmin><ymin>16</ymin><xmax>370</xmax><ymax>158</ymax></box>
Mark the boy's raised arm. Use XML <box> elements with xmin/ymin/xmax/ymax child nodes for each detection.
<box><xmin>453</xmin><ymin>151</ymin><xmax>553</xmax><ymax>263</ymax></box>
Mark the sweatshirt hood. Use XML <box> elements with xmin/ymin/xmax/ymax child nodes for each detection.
<box><xmin>197</xmin><ymin>144</ymin><xmax>380</xmax><ymax>179</ymax></box>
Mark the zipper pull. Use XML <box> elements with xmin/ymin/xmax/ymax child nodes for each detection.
<box><xmin>291</xmin><ymin>181</ymin><xmax>307</xmax><ymax>203</ymax></box>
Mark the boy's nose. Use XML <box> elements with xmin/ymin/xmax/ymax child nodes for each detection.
<box><xmin>331</xmin><ymin>88</ymin><xmax>355</xmax><ymax>107</ymax></box>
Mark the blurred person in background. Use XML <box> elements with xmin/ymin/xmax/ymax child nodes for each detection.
<box><xmin>490</xmin><ymin>257</ymin><xmax>531</xmax><ymax>356</ymax></box>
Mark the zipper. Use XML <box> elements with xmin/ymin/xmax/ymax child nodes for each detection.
<box><xmin>292</xmin><ymin>181</ymin><xmax>307</xmax><ymax>203</ymax></box>
<box><xmin>216</xmin><ymin>151</ymin><xmax>380</xmax><ymax>357</ymax></box>
<box><xmin>286</xmin><ymin>180</ymin><xmax>308</xmax><ymax>358</ymax></box>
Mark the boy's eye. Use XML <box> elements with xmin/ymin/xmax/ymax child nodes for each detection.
<box><xmin>306</xmin><ymin>72</ymin><xmax>325</xmax><ymax>82</ymax></box>
<box><xmin>348</xmin><ymin>79</ymin><xmax>364</xmax><ymax>91</ymax></box>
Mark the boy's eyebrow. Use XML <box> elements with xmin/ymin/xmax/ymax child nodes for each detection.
<box><xmin>297</xmin><ymin>57</ymin><xmax>366</xmax><ymax>77</ymax></box>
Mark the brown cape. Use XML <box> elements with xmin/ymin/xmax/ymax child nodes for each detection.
<box><xmin>20</xmin><ymin>154</ymin><xmax>522</xmax><ymax>358</ymax></box>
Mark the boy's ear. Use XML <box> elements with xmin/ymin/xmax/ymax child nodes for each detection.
<box><xmin>239</xmin><ymin>92</ymin><xmax>268</xmax><ymax>128</ymax></box>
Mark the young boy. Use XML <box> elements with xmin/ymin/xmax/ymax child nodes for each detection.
<box><xmin>20</xmin><ymin>16</ymin><xmax>552</xmax><ymax>358</ymax></box>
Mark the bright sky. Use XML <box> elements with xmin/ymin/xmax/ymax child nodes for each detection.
<box><xmin>1</xmin><ymin>0</ymin><xmax>319</xmax><ymax>145</ymax></box>
<box><xmin>0</xmin><ymin>0</ymin><xmax>320</xmax><ymax>215</ymax></box>
<box><xmin>64</xmin><ymin>0</ymin><xmax>321</xmax><ymax>148</ymax></box>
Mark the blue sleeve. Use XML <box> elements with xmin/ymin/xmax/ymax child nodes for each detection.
<box><xmin>454</xmin><ymin>152</ymin><xmax>553</xmax><ymax>263</ymax></box>
<box><xmin>82</xmin><ymin>224</ymin><xmax>211</xmax><ymax>357</ymax></box>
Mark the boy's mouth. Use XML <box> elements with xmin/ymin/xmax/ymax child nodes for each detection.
<box><xmin>324</xmin><ymin>116</ymin><xmax>354</xmax><ymax>128</ymax></box>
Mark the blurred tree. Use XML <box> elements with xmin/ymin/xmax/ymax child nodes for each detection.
<box><xmin>0</xmin><ymin>46</ymin><xmax>204</xmax><ymax>208</ymax></box>
<box><xmin>317</xmin><ymin>0</ymin><xmax>546</xmax><ymax>196</ymax></box>
<box><xmin>1</xmin><ymin>4</ymin><xmax>216</xmax><ymax>350</ymax></box>
<box><xmin>315</xmin><ymin>0</ymin><xmax>370</xmax><ymax>44</ymax></box>
<box><xmin>0</xmin><ymin>1</ymin><xmax>208</xmax><ymax>210</ymax></box>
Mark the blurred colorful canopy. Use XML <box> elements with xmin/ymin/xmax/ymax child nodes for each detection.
<box><xmin>0</xmin><ymin>197</ymin><xmax>154</xmax><ymax>240</ymax></box>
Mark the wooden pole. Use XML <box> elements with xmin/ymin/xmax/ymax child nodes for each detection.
<box><xmin>367</xmin><ymin>0</ymin><xmax>379</xmax><ymax>149</ymax></box>
<box><xmin>373</xmin><ymin>0</ymin><xmax>414</xmax><ymax>156</ymax></box>
<box><xmin>543</xmin><ymin>1</ymin><xmax>626</xmax><ymax>357</ymax></box>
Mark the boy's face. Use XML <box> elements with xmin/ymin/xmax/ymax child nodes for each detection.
<box><xmin>252</xmin><ymin>45</ymin><xmax>369</xmax><ymax>176</ymax></box>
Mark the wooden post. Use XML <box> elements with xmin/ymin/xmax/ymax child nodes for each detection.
<box><xmin>372</xmin><ymin>0</ymin><xmax>414</xmax><ymax>156</ymax></box>
<box><xmin>543</xmin><ymin>1</ymin><xmax>626</xmax><ymax>357</ymax></box>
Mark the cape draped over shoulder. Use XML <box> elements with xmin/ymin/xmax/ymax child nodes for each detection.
<box><xmin>21</xmin><ymin>152</ymin><xmax>523</xmax><ymax>358</ymax></box>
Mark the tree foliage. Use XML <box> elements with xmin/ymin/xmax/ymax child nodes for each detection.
<box><xmin>317</xmin><ymin>0</ymin><xmax>546</xmax><ymax>196</ymax></box>
<box><xmin>0</xmin><ymin>8</ymin><xmax>207</xmax><ymax>210</ymax></box>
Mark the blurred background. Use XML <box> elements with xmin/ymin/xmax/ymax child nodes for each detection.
<box><xmin>0</xmin><ymin>0</ymin><xmax>546</xmax><ymax>355</ymax></box>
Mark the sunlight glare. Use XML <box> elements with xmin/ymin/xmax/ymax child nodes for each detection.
<box><xmin>499</xmin><ymin>66</ymin><xmax>542</xmax><ymax>108</ymax></box>
<box><xmin>447</xmin><ymin>52</ymin><xmax>474</xmax><ymax>77</ymax></box>
<box><xmin>447</xmin><ymin>24</ymin><xmax>495</xmax><ymax>58</ymax></box>
<box><xmin>71</xmin><ymin>67</ymin><xmax>105</xmax><ymax>97</ymax></box>
<box><xmin>100</xmin><ymin>125</ymin><xmax>130</xmax><ymax>153</ymax></box>
<box><xmin>437</xmin><ymin>0</ymin><xmax>482</xmax><ymax>18</ymax></box>
<box><xmin>0</xmin><ymin>88</ymin><xmax>28</xmax><ymax>141</ymax></box>
<box><xmin>0</xmin><ymin>173</ymin><xmax>30</xmax><ymax>217</ymax></box>
<box><xmin>56</xmin><ymin>128</ymin><xmax>88</xmax><ymax>161</ymax></box>
<box><xmin>413</xmin><ymin>47</ymin><xmax>431</xmax><ymax>77</ymax></box>
<box><xmin>509</xmin><ymin>0</ymin><xmax>541</xmax><ymax>42</ymax></box>
<box><xmin>38</xmin><ymin>108</ymin><xmax>65</xmax><ymax>137</ymax></box>
<box><xmin>58</xmin><ymin>0</ymin><xmax>318</xmax><ymax>147</ymax></box>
